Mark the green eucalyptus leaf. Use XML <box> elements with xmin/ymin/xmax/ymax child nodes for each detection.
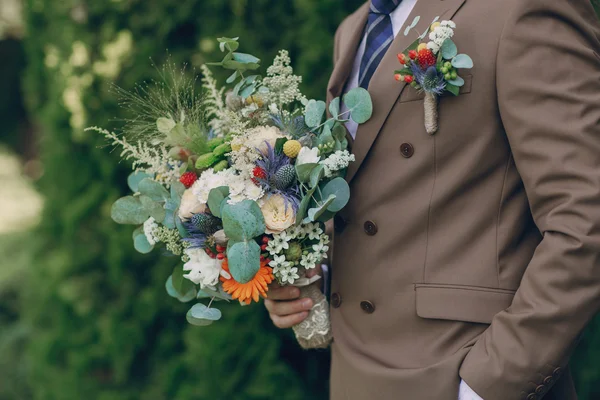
<box><xmin>189</xmin><ymin>303</ymin><xmax>222</xmax><ymax>321</ymax></box>
<box><xmin>343</xmin><ymin>88</ymin><xmax>373</xmax><ymax>124</ymax></box>
<box><xmin>295</xmin><ymin>163</ymin><xmax>318</xmax><ymax>183</ymax></box>
<box><xmin>133</xmin><ymin>233</ymin><xmax>153</xmax><ymax>254</ymax></box>
<box><xmin>451</xmin><ymin>54</ymin><xmax>474</xmax><ymax>69</ymax></box>
<box><xmin>239</xmin><ymin>83</ymin><xmax>256</xmax><ymax>98</ymax></box>
<box><xmin>175</xmin><ymin>216</ymin><xmax>188</xmax><ymax>238</ymax></box>
<box><xmin>217</xmin><ymin>37</ymin><xmax>239</xmax><ymax>52</ymax></box>
<box><xmin>332</xmin><ymin>124</ymin><xmax>346</xmax><ymax>142</ymax></box>
<box><xmin>138</xmin><ymin>178</ymin><xmax>170</xmax><ymax>202</ymax></box>
<box><xmin>163</xmin><ymin>198</ymin><xmax>178</xmax><ymax>229</ymax></box>
<box><xmin>165</xmin><ymin>276</ymin><xmax>197</xmax><ymax>303</ymax></box>
<box><xmin>309</xmin><ymin>164</ymin><xmax>325</xmax><ymax>189</ymax></box>
<box><xmin>295</xmin><ymin>192</ymin><xmax>314</xmax><ymax>225</ymax></box>
<box><xmin>171</xmin><ymin>265</ymin><xmax>196</xmax><ymax>297</ymax></box>
<box><xmin>446</xmin><ymin>83</ymin><xmax>460</xmax><ymax>96</ymax></box>
<box><xmin>322</xmin><ymin>177</ymin><xmax>351</xmax><ymax>212</ymax></box>
<box><xmin>170</xmin><ymin>181</ymin><xmax>186</xmax><ymax>203</ymax></box>
<box><xmin>447</xmin><ymin>76</ymin><xmax>465</xmax><ymax>87</ymax></box>
<box><xmin>329</xmin><ymin>97</ymin><xmax>340</xmax><ymax>119</ymax></box>
<box><xmin>274</xmin><ymin>137</ymin><xmax>288</xmax><ymax>154</ymax></box>
<box><xmin>111</xmin><ymin>196</ymin><xmax>149</xmax><ymax>225</ymax></box>
<box><xmin>441</xmin><ymin>39</ymin><xmax>458</xmax><ymax>59</ymax></box>
<box><xmin>127</xmin><ymin>172</ymin><xmax>151</xmax><ymax>192</ymax></box>
<box><xmin>226</xmin><ymin>71</ymin><xmax>239</xmax><ymax>84</ymax></box>
<box><xmin>404</xmin><ymin>25</ymin><xmax>412</xmax><ymax>36</ymax></box>
<box><xmin>409</xmin><ymin>15</ymin><xmax>420</xmax><ymax>28</ymax></box>
<box><xmin>307</xmin><ymin>194</ymin><xmax>336</xmax><ymax>222</ymax></box>
<box><xmin>139</xmin><ymin>195</ymin><xmax>166</xmax><ymax>222</ymax></box>
<box><xmin>226</xmin><ymin>240</ymin><xmax>261</xmax><ymax>284</ymax></box>
<box><xmin>232</xmin><ymin>52</ymin><xmax>260</xmax><ymax>65</ymax></box>
<box><xmin>305</xmin><ymin>99</ymin><xmax>327</xmax><ymax>128</ymax></box>
<box><xmin>221</xmin><ymin>200</ymin><xmax>265</xmax><ymax>241</ymax></box>
<box><xmin>197</xmin><ymin>286</ymin><xmax>232</xmax><ymax>302</ymax></box>
<box><xmin>207</xmin><ymin>186</ymin><xmax>230</xmax><ymax>218</ymax></box>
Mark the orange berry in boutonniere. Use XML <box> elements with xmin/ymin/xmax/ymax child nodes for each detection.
<box><xmin>397</xmin><ymin>53</ymin><xmax>407</xmax><ymax>65</ymax></box>
<box><xmin>395</xmin><ymin>74</ymin><xmax>404</xmax><ymax>81</ymax></box>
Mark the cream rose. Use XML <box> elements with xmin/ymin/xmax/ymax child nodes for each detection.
<box><xmin>246</xmin><ymin>126</ymin><xmax>284</xmax><ymax>154</ymax></box>
<box><xmin>178</xmin><ymin>188</ymin><xmax>206</xmax><ymax>220</ymax></box>
<box><xmin>260</xmin><ymin>194</ymin><xmax>296</xmax><ymax>234</ymax></box>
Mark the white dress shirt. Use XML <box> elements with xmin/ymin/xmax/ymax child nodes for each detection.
<box><xmin>338</xmin><ymin>2</ymin><xmax>484</xmax><ymax>399</ymax></box>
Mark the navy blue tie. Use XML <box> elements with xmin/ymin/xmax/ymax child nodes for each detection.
<box><xmin>359</xmin><ymin>0</ymin><xmax>401</xmax><ymax>89</ymax></box>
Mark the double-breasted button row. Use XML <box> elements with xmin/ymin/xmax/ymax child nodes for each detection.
<box><xmin>330</xmin><ymin>294</ymin><xmax>375</xmax><ymax>314</ymax></box>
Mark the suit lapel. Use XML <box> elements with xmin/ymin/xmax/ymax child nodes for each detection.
<box><xmin>344</xmin><ymin>0</ymin><xmax>467</xmax><ymax>183</ymax></box>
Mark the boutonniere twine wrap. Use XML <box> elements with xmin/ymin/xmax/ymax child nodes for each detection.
<box><xmin>394</xmin><ymin>18</ymin><xmax>474</xmax><ymax>135</ymax></box>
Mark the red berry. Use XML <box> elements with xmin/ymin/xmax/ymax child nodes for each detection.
<box><xmin>262</xmin><ymin>236</ymin><xmax>270</xmax><ymax>244</ymax></box>
<box><xmin>253</xmin><ymin>166</ymin><xmax>267</xmax><ymax>179</ymax></box>
<box><xmin>215</xmin><ymin>244</ymin><xmax>225</xmax><ymax>253</ymax></box>
<box><xmin>397</xmin><ymin>53</ymin><xmax>406</xmax><ymax>65</ymax></box>
<box><xmin>217</xmin><ymin>253</ymin><xmax>225</xmax><ymax>260</ymax></box>
<box><xmin>260</xmin><ymin>255</ymin><xmax>266</xmax><ymax>261</ymax></box>
<box><xmin>404</xmin><ymin>75</ymin><xmax>414</xmax><ymax>84</ymax></box>
<box><xmin>408</xmin><ymin>50</ymin><xmax>418</xmax><ymax>60</ymax></box>
<box><xmin>260</xmin><ymin>244</ymin><xmax>268</xmax><ymax>251</ymax></box>
<box><xmin>179</xmin><ymin>171</ymin><xmax>197</xmax><ymax>188</ymax></box>
<box><xmin>417</xmin><ymin>48</ymin><xmax>436</xmax><ymax>68</ymax></box>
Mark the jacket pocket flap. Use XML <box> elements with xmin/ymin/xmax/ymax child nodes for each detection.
<box><xmin>415</xmin><ymin>283</ymin><xmax>515</xmax><ymax>324</ymax></box>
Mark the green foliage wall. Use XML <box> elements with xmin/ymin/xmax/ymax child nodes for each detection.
<box><xmin>21</xmin><ymin>1</ymin><xmax>363</xmax><ymax>399</ymax></box>
<box><xmin>18</xmin><ymin>0</ymin><xmax>600</xmax><ymax>399</ymax></box>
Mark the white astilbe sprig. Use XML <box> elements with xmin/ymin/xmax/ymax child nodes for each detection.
<box><xmin>86</xmin><ymin>126</ymin><xmax>181</xmax><ymax>186</ymax></box>
<box><xmin>200</xmin><ymin>65</ymin><xmax>225</xmax><ymax>123</ymax></box>
<box><xmin>262</xmin><ymin>50</ymin><xmax>306</xmax><ymax>107</ymax></box>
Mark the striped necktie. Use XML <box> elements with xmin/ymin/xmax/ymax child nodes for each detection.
<box><xmin>358</xmin><ymin>0</ymin><xmax>401</xmax><ymax>89</ymax></box>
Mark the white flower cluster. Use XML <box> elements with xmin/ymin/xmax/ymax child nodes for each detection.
<box><xmin>266</xmin><ymin>223</ymin><xmax>330</xmax><ymax>285</ymax></box>
<box><xmin>182</xmin><ymin>247</ymin><xmax>227</xmax><ymax>290</ymax></box>
<box><xmin>143</xmin><ymin>217</ymin><xmax>159</xmax><ymax>245</ymax></box>
<box><xmin>191</xmin><ymin>168</ymin><xmax>264</xmax><ymax>206</ymax></box>
<box><xmin>229</xmin><ymin>125</ymin><xmax>284</xmax><ymax>178</ymax></box>
<box><xmin>427</xmin><ymin>20</ymin><xmax>456</xmax><ymax>54</ymax></box>
<box><xmin>262</xmin><ymin>50</ymin><xmax>306</xmax><ymax>107</ymax></box>
<box><xmin>320</xmin><ymin>150</ymin><xmax>355</xmax><ymax>178</ymax></box>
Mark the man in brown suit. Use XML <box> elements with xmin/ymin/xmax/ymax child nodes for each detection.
<box><xmin>265</xmin><ymin>0</ymin><xmax>600</xmax><ymax>399</ymax></box>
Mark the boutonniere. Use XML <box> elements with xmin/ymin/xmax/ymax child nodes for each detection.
<box><xmin>394</xmin><ymin>17</ymin><xmax>474</xmax><ymax>135</ymax></box>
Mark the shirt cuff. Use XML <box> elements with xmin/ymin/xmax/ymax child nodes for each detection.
<box><xmin>459</xmin><ymin>379</ymin><xmax>484</xmax><ymax>400</ymax></box>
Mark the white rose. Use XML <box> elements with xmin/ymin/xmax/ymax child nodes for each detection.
<box><xmin>296</xmin><ymin>147</ymin><xmax>320</xmax><ymax>165</ymax></box>
<box><xmin>259</xmin><ymin>194</ymin><xmax>296</xmax><ymax>234</ymax></box>
<box><xmin>178</xmin><ymin>188</ymin><xmax>207</xmax><ymax>220</ymax></box>
<box><xmin>183</xmin><ymin>248</ymin><xmax>223</xmax><ymax>289</ymax></box>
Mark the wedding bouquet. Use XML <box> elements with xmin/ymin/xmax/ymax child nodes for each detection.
<box><xmin>88</xmin><ymin>38</ymin><xmax>372</xmax><ymax>348</ymax></box>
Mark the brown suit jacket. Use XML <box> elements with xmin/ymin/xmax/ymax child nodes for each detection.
<box><xmin>326</xmin><ymin>1</ymin><xmax>600</xmax><ymax>399</ymax></box>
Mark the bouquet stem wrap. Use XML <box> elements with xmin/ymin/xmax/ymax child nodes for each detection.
<box><xmin>292</xmin><ymin>275</ymin><xmax>332</xmax><ymax>349</ymax></box>
<box><xmin>424</xmin><ymin>92</ymin><xmax>439</xmax><ymax>135</ymax></box>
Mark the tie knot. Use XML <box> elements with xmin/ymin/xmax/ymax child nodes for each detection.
<box><xmin>370</xmin><ymin>0</ymin><xmax>400</xmax><ymax>15</ymax></box>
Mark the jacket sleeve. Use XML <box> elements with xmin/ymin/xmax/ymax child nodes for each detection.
<box><xmin>459</xmin><ymin>1</ymin><xmax>600</xmax><ymax>400</ymax></box>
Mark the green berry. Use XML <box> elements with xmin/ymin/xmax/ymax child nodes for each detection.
<box><xmin>284</xmin><ymin>241</ymin><xmax>303</xmax><ymax>262</ymax></box>
<box><xmin>410</xmin><ymin>81</ymin><xmax>418</xmax><ymax>88</ymax></box>
<box><xmin>451</xmin><ymin>71</ymin><xmax>458</xmax><ymax>80</ymax></box>
<box><xmin>444</xmin><ymin>61</ymin><xmax>452</xmax><ymax>69</ymax></box>
<box><xmin>441</xmin><ymin>67</ymin><xmax>448</xmax><ymax>74</ymax></box>
<box><xmin>444</xmin><ymin>73</ymin><xmax>452</xmax><ymax>81</ymax></box>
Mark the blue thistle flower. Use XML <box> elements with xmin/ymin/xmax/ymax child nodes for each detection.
<box><xmin>182</xmin><ymin>219</ymin><xmax>208</xmax><ymax>249</ymax></box>
<box><xmin>255</xmin><ymin>141</ymin><xmax>301</xmax><ymax>211</ymax></box>
<box><xmin>270</xmin><ymin>114</ymin><xmax>308</xmax><ymax>139</ymax></box>
<box><xmin>409</xmin><ymin>62</ymin><xmax>446</xmax><ymax>95</ymax></box>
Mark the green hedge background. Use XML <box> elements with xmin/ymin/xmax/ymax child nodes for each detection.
<box><xmin>0</xmin><ymin>1</ymin><xmax>599</xmax><ymax>399</ymax></box>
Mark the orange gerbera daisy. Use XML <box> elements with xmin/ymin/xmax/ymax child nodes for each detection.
<box><xmin>220</xmin><ymin>258</ymin><xmax>275</xmax><ymax>304</ymax></box>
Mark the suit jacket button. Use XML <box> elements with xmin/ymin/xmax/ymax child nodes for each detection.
<box><xmin>535</xmin><ymin>385</ymin><xmax>545</xmax><ymax>394</ymax></box>
<box><xmin>331</xmin><ymin>293</ymin><xmax>342</xmax><ymax>308</ymax></box>
<box><xmin>553</xmin><ymin>367</ymin><xmax>562</xmax><ymax>378</ymax></box>
<box><xmin>364</xmin><ymin>221</ymin><xmax>378</xmax><ymax>236</ymax></box>
<box><xmin>400</xmin><ymin>142</ymin><xmax>414</xmax><ymax>158</ymax></box>
<box><xmin>360</xmin><ymin>301</ymin><xmax>375</xmax><ymax>314</ymax></box>
<box><xmin>527</xmin><ymin>394</ymin><xmax>537</xmax><ymax>400</ymax></box>
<box><xmin>543</xmin><ymin>376</ymin><xmax>554</xmax><ymax>385</ymax></box>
